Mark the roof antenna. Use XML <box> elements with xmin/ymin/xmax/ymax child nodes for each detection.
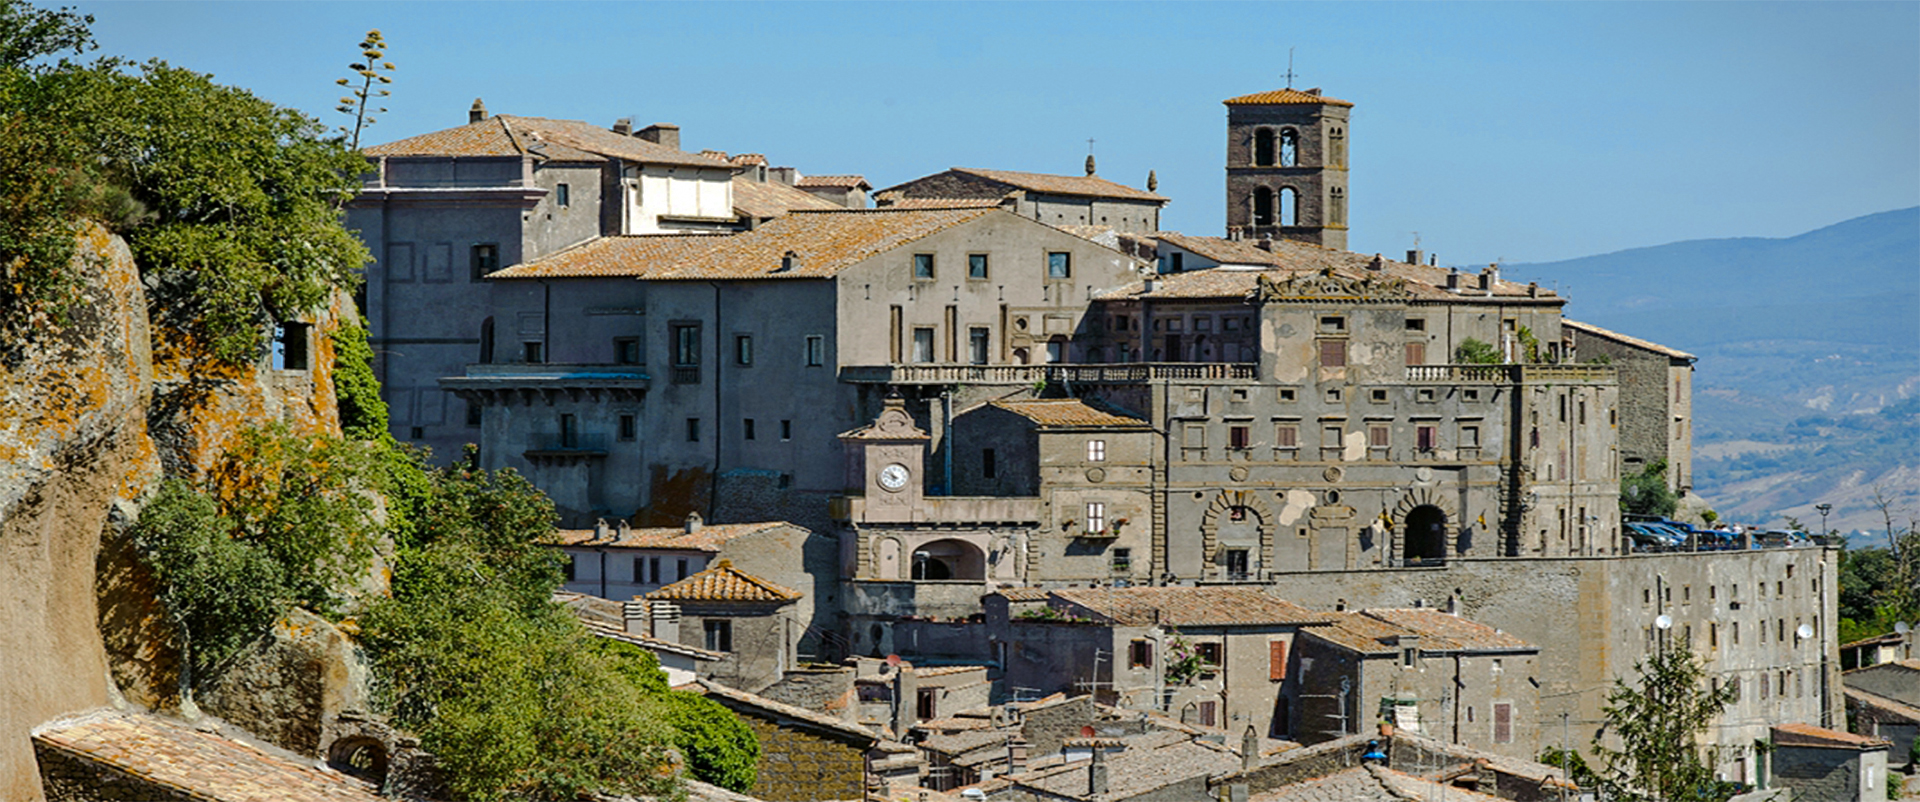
<box><xmin>1284</xmin><ymin>47</ymin><xmax>1297</xmax><ymax>89</ymax></box>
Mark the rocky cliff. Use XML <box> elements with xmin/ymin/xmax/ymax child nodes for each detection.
<box><xmin>0</xmin><ymin>225</ymin><xmax>351</xmax><ymax>800</ymax></box>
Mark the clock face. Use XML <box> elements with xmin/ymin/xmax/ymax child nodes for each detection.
<box><xmin>878</xmin><ymin>463</ymin><xmax>910</xmax><ymax>492</ymax></box>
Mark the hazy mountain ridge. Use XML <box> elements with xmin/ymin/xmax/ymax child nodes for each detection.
<box><xmin>1511</xmin><ymin>207</ymin><xmax>1920</xmax><ymax>533</ymax></box>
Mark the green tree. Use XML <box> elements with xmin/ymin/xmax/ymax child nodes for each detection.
<box><xmin>1591</xmin><ymin>642</ymin><xmax>1741</xmax><ymax>802</ymax></box>
<box><xmin>1621</xmin><ymin>459</ymin><xmax>1679</xmax><ymax>518</ymax></box>
<box><xmin>1454</xmin><ymin>337</ymin><xmax>1501</xmax><ymax>365</ymax></box>
<box><xmin>595</xmin><ymin>640</ymin><xmax>759</xmax><ymax>791</ymax></box>
<box><xmin>0</xmin><ymin>0</ymin><xmax>92</xmax><ymax>69</ymax></box>
<box><xmin>334</xmin><ymin>29</ymin><xmax>393</xmax><ymax>149</ymax></box>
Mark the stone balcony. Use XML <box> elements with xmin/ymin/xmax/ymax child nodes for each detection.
<box><xmin>441</xmin><ymin>363</ymin><xmax>649</xmax><ymax>405</ymax></box>
<box><xmin>831</xmin><ymin>494</ymin><xmax>1042</xmax><ymax>525</ymax></box>
<box><xmin>1404</xmin><ymin>363</ymin><xmax>1616</xmax><ymax>384</ymax></box>
<box><xmin>838</xmin><ymin>362</ymin><xmax>1257</xmax><ymax>386</ymax></box>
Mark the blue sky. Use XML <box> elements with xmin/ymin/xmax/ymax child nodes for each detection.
<box><xmin>75</xmin><ymin>1</ymin><xmax>1920</xmax><ymax>264</ymax></box>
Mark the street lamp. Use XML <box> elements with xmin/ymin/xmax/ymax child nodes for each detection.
<box><xmin>1815</xmin><ymin>503</ymin><xmax>1833</xmax><ymax>542</ymax></box>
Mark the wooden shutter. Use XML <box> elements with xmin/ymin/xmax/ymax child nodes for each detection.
<box><xmin>1269</xmin><ymin>639</ymin><xmax>1288</xmax><ymax>681</ymax></box>
<box><xmin>1493</xmin><ymin>702</ymin><xmax>1512</xmax><ymax>744</ymax></box>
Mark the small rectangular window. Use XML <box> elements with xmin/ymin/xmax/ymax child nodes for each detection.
<box><xmin>524</xmin><ymin>341</ymin><xmax>545</xmax><ymax>364</ymax></box>
<box><xmin>1319</xmin><ymin>315</ymin><xmax>1346</xmax><ymax>333</ymax></box>
<box><xmin>677</xmin><ymin>558</ymin><xmax>688</xmax><ymax>580</ymax></box>
<box><xmin>618</xmin><ymin>414</ymin><xmax>636</xmax><ymax>441</ymax></box>
<box><xmin>1319</xmin><ymin>339</ymin><xmax>1346</xmax><ymax>367</ymax></box>
<box><xmin>1086</xmin><ymin>502</ymin><xmax>1106</xmax><ymax>533</ymax></box>
<box><xmin>968</xmin><ymin>253</ymin><xmax>989</xmax><ymax>279</ymax></box>
<box><xmin>555</xmin><ymin>183</ymin><xmax>570</xmax><ymax>208</ymax></box>
<box><xmin>272</xmin><ymin>322</ymin><xmax>310</xmax><ymax>371</ymax></box>
<box><xmin>649</xmin><ymin>557</ymin><xmax>661</xmax><ymax>584</ymax></box>
<box><xmin>615</xmin><ymin>337</ymin><xmax>641</xmax><ymax>365</ymax></box>
<box><xmin>466</xmin><ymin>402</ymin><xmax>482</xmax><ymax>427</ymax></box>
<box><xmin>1087</xmin><ymin>439</ymin><xmax>1107</xmax><ymax>461</ymax></box>
<box><xmin>1196</xmin><ymin>642</ymin><xmax>1222</xmax><ymax>666</ymax></box>
<box><xmin>562</xmin><ymin>554</ymin><xmax>577</xmax><ymax>582</ymax></box>
<box><xmin>780</xmin><ymin>420</ymin><xmax>792</xmax><ymax>441</ymax></box>
<box><xmin>743</xmin><ymin>418</ymin><xmax>755</xmax><ymax>440</ymax></box>
<box><xmin>913</xmin><ymin>253</ymin><xmax>934</xmax><ymax>279</ymax></box>
<box><xmin>1199</xmin><ymin>700</ymin><xmax>1217</xmax><ymax>728</ymax></box>
<box><xmin>1129</xmin><ymin>638</ymin><xmax>1153</xmax><ymax>668</ymax></box>
<box><xmin>1278</xmin><ymin>388</ymin><xmax>1297</xmax><ymax>402</ymax></box>
<box><xmin>1369</xmin><ymin>424</ymin><xmax>1390</xmax><ymax>449</ymax></box>
<box><xmin>1370</xmin><ymin>388</ymin><xmax>1389</xmax><ymax>403</ymax></box>
<box><xmin>968</xmin><ymin>327</ymin><xmax>990</xmax><ymax>364</ymax></box>
<box><xmin>686</xmin><ymin>418</ymin><xmax>700</xmax><ymax>442</ymax></box>
<box><xmin>1493</xmin><ymin>702</ymin><xmax>1513</xmax><ymax>743</ymax></box>
<box><xmin>982</xmin><ymin>448</ymin><xmax>996</xmax><ymax>479</ymax></box>
<box><xmin>805</xmin><ymin>335</ymin><xmax>825</xmax><ymax>367</ymax></box>
<box><xmin>735</xmin><ymin>334</ymin><xmax>753</xmax><ymax>366</ymax></box>
<box><xmin>1269</xmin><ymin>639</ymin><xmax>1288</xmax><ymax>681</ymax></box>
<box><xmin>1274</xmin><ymin>424</ymin><xmax>1299</xmax><ymax>449</ymax></box>
<box><xmin>1112</xmin><ymin>547</ymin><xmax>1131</xmax><ymax>573</ymax></box>
<box><xmin>1405</xmin><ymin>342</ymin><xmax>1426</xmax><ymax>366</ymax></box>
<box><xmin>1047</xmin><ymin>251</ymin><xmax>1071</xmax><ymax>279</ymax></box>
<box><xmin>559</xmin><ymin>413</ymin><xmax>578</xmax><ymax>448</ymax></box>
<box><xmin>704</xmin><ymin>620</ymin><xmax>732</xmax><ymax>652</ymax></box>
<box><xmin>470</xmin><ymin>243</ymin><xmax>500</xmax><ymax>280</ymax></box>
<box><xmin>1417</xmin><ymin>425</ymin><xmax>1438</xmax><ymax>451</ymax></box>
<box><xmin>912</xmin><ymin>328</ymin><xmax>935</xmax><ymax>363</ymax></box>
<box><xmin>673</xmin><ymin>325</ymin><xmax>700</xmax><ymax>366</ymax></box>
<box><xmin>1405</xmin><ymin>318</ymin><xmax>1426</xmax><ymax>331</ymax></box>
<box><xmin>1229</xmin><ymin>425</ymin><xmax>1251</xmax><ymax>450</ymax></box>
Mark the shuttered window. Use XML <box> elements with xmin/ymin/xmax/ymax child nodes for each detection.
<box><xmin>1269</xmin><ymin>639</ymin><xmax>1288</xmax><ymax>681</ymax></box>
<box><xmin>1493</xmin><ymin>702</ymin><xmax>1513</xmax><ymax>743</ymax></box>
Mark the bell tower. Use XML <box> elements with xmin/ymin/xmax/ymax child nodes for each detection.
<box><xmin>1223</xmin><ymin>87</ymin><xmax>1352</xmax><ymax>250</ymax></box>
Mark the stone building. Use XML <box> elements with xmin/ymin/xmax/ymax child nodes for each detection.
<box><xmin>873</xmin><ymin>166</ymin><xmax>1168</xmax><ymax>234</ymax></box>
<box><xmin>649</xmin><ymin>560</ymin><xmax>806</xmax><ymax>692</ymax></box>
<box><xmin>1222</xmin><ymin>87</ymin><xmax>1352</xmax><ymax>250</ymax></box>
<box><xmin>1563</xmin><ymin>319</ymin><xmax>1696</xmax><ymax>494</ymax></box>
<box><xmin>689</xmin><ymin>680</ymin><xmax>889</xmax><ymax>802</ymax></box>
<box><xmin>1767</xmin><ymin>722</ymin><xmax>1889</xmax><ymax>801</ymax></box>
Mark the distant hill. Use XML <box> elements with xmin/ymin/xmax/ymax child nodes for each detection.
<box><xmin>1510</xmin><ymin>208</ymin><xmax>1920</xmax><ymax>534</ymax></box>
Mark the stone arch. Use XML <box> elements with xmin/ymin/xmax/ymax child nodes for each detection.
<box><xmin>912</xmin><ymin>538</ymin><xmax>986</xmax><ymax>580</ymax></box>
<box><xmin>1199</xmin><ymin>489</ymin><xmax>1276</xmax><ymax>569</ymax></box>
<box><xmin>876</xmin><ymin>537</ymin><xmax>902</xmax><ymax>579</ymax></box>
<box><xmin>1393</xmin><ymin>487</ymin><xmax>1460</xmax><ymax>563</ymax></box>
<box><xmin>1279</xmin><ymin>187</ymin><xmax>1299</xmax><ymax>227</ymax></box>
<box><xmin>1254</xmin><ymin>127</ymin><xmax>1276</xmax><ymax>166</ymax></box>
<box><xmin>328</xmin><ymin>736</ymin><xmax>390</xmax><ymax>785</ymax></box>
<box><xmin>1279</xmin><ymin>127</ymin><xmax>1300</xmax><ymax>166</ymax></box>
<box><xmin>1252</xmin><ymin>186</ymin><xmax>1274</xmax><ymax>227</ymax></box>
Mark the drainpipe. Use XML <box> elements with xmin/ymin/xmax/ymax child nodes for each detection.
<box><xmin>943</xmin><ymin>386</ymin><xmax>953</xmax><ymax>495</ymax></box>
<box><xmin>709</xmin><ymin>282</ymin><xmax>723</xmax><ymax>521</ymax></box>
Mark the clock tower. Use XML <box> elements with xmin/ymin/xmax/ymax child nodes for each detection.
<box><xmin>839</xmin><ymin>395</ymin><xmax>929</xmax><ymax>523</ymax></box>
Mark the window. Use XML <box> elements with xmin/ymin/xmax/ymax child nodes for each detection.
<box><xmin>780</xmin><ymin>420</ymin><xmax>792</xmax><ymax>441</ymax></box>
<box><xmin>1370</xmin><ymin>389</ymin><xmax>1389</xmax><ymax>403</ymax></box>
<box><xmin>1047</xmin><ymin>251</ymin><xmax>1071</xmax><ymax>279</ymax></box>
<box><xmin>1086</xmin><ymin>502</ymin><xmax>1106</xmax><ymax>533</ymax></box>
<box><xmin>1253</xmin><ymin>186</ymin><xmax>1274</xmax><ymax>226</ymax></box>
<box><xmin>1405</xmin><ymin>318</ymin><xmax>1426</xmax><ymax>332</ymax></box>
<box><xmin>676</xmin><ymin>558</ymin><xmax>688</xmax><ymax>580</ymax></box>
<box><xmin>523</xmin><ymin>341</ymin><xmax>545</xmax><ymax>364</ymax></box>
<box><xmin>1460</xmin><ymin>424</ymin><xmax>1481</xmax><ymax>449</ymax></box>
<box><xmin>1278</xmin><ymin>388</ymin><xmax>1297</xmax><ymax>402</ymax></box>
<box><xmin>1279</xmin><ymin>128</ymin><xmax>1298</xmax><ymax>167</ymax></box>
<box><xmin>672</xmin><ymin>323</ymin><xmax>700</xmax><ymax>383</ymax></box>
<box><xmin>969</xmin><ymin>327</ymin><xmax>990</xmax><ymax>364</ymax></box>
<box><xmin>1318</xmin><ymin>339</ymin><xmax>1346</xmax><ymax>367</ymax></box>
<box><xmin>1322</xmin><ymin>424</ymin><xmax>1344</xmax><ymax>449</ymax></box>
<box><xmin>1196</xmin><ymin>642</ymin><xmax>1222</xmax><ymax>666</ymax></box>
<box><xmin>1111</xmin><ymin>547</ymin><xmax>1132</xmax><ymax>573</ymax></box>
<box><xmin>466</xmin><ymin>402</ymin><xmax>482</xmax><ymax>427</ymax></box>
<box><xmin>686</xmin><ymin>418</ymin><xmax>700</xmax><ymax>442</ymax></box>
<box><xmin>1319</xmin><ymin>315</ymin><xmax>1346</xmax><ymax>333</ymax></box>
<box><xmin>618</xmin><ymin>414</ymin><xmax>636</xmax><ymax>441</ymax></box>
<box><xmin>562</xmin><ymin>554</ymin><xmax>576</xmax><ymax>582</ymax></box>
<box><xmin>968</xmin><ymin>253</ymin><xmax>988</xmax><ymax>279</ymax></box>
<box><xmin>615</xmin><ymin>337</ymin><xmax>641</xmax><ymax>365</ymax></box>
<box><xmin>1087</xmin><ymin>439</ymin><xmax>1107</xmax><ymax>461</ymax></box>
<box><xmin>272</xmin><ymin>322</ymin><xmax>310</xmax><ymax>370</ymax></box>
<box><xmin>554</xmin><ymin>183</ymin><xmax>570</xmax><ymax>208</ymax></box>
<box><xmin>1493</xmin><ymin>703</ymin><xmax>1513</xmax><ymax>743</ymax></box>
<box><xmin>805</xmin><ymin>335</ymin><xmax>825</xmax><ymax>367</ymax></box>
<box><xmin>1369</xmin><ymin>424</ymin><xmax>1391</xmax><ymax>450</ymax></box>
<box><xmin>735</xmin><ymin>334</ymin><xmax>753</xmax><ymax>366</ymax></box>
<box><xmin>1225</xmin><ymin>549</ymin><xmax>1249</xmax><ymax>579</ymax></box>
<box><xmin>1416</xmin><ymin>425</ymin><xmax>1438</xmax><ymax>452</ymax></box>
<box><xmin>1199</xmin><ymin>700</ymin><xmax>1218</xmax><ymax>728</ymax></box>
<box><xmin>470</xmin><ymin>243</ymin><xmax>500</xmax><ymax>280</ymax></box>
<box><xmin>982</xmin><ymin>448</ymin><xmax>996</xmax><ymax>479</ymax></box>
<box><xmin>916</xmin><ymin>687</ymin><xmax>937</xmax><ymax>720</ymax></box>
<box><xmin>704</xmin><ymin>620</ymin><xmax>732</xmax><ymax>652</ymax></box>
<box><xmin>1269</xmin><ymin>639</ymin><xmax>1288</xmax><ymax>681</ymax></box>
<box><xmin>743</xmin><ymin>418</ymin><xmax>755</xmax><ymax>440</ymax></box>
<box><xmin>912</xmin><ymin>328</ymin><xmax>935</xmax><ymax>363</ymax></box>
<box><xmin>648</xmin><ymin>557</ymin><xmax>661</xmax><ymax>584</ymax></box>
<box><xmin>1254</xmin><ymin>127</ymin><xmax>1276</xmax><ymax>166</ymax></box>
<box><xmin>1229</xmin><ymin>425</ymin><xmax>1251</xmax><ymax>450</ymax></box>
<box><xmin>1274</xmin><ymin>423</ymin><xmax>1299</xmax><ymax>449</ymax></box>
<box><xmin>1129</xmin><ymin>639</ymin><xmax>1153</xmax><ymax>668</ymax></box>
<box><xmin>913</xmin><ymin>253</ymin><xmax>934</xmax><ymax>279</ymax></box>
<box><xmin>1405</xmin><ymin>342</ymin><xmax>1426</xmax><ymax>366</ymax></box>
<box><xmin>1401</xmin><ymin>646</ymin><xmax>1418</xmax><ymax>668</ymax></box>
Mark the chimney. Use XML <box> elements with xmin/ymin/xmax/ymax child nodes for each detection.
<box><xmin>612</xmin><ymin>117</ymin><xmax>632</xmax><ymax>136</ymax></box>
<box><xmin>1241</xmin><ymin>726</ymin><xmax>1260</xmax><ymax>771</ymax></box>
<box><xmin>637</xmin><ymin>123</ymin><xmax>680</xmax><ymax>150</ymax></box>
<box><xmin>623</xmin><ymin>599</ymin><xmax>649</xmax><ymax>636</ymax></box>
<box><xmin>769</xmin><ymin>166</ymin><xmax>797</xmax><ymax>186</ymax></box>
<box><xmin>616</xmin><ymin>519</ymin><xmax>632</xmax><ymax>542</ymax></box>
<box><xmin>1369</xmin><ymin>254</ymin><xmax>1385</xmax><ymax>272</ymax></box>
<box><xmin>892</xmin><ymin>662</ymin><xmax>919</xmax><ymax>737</ymax></box>
<box><xmin>1406</xmin><ymin>249</ymin><xmax>1424</xmax><ymax>266</ymax></box>
<box><xmin>1528</xmin><ymin>281</ymin><xmax>1540</xmax><ymax>298</ymax></box>
<box><xmin>594</xmin><ymin>518</ymin><xmax>610</xmax><ymax>540</ymax></box>
<box><xmin>1480</xmin><ymin>264</ymin><xmax>1498</xmax><ymax>291</ymax></box>
<box><xmin>1089</xmin><ymin>746</ymin><xmax>1109</xmax><ymax>796</ymax></box>
<box><xmin>1446</xmin><ymin>268</ymin><xmax>1461</xmax><ymax>290</ymax></box>
<box><xmin>684</xmin><ymin>512</ymin><xmax>703</xmax><ymax>534</ymax></box>
<box><xmin>469</xmin><ymin>98</ymin><xmax>488</xmax><ymax>124</ymax></box>
<box><xmin>1007</xmin><ymin>737</ymin><xmax>1029</xmax><ymax>775</ymax></box>
<box><xmin>652</xmin><ymin>601</ymin><xmax>681</xmax><ymax>642</ymax></box>
<box><xmin>1255</xmin><ymin>238</ymin><xmax>1273</xmax><ymax>252</ymax></box>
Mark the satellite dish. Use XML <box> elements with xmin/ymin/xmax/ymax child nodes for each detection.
<box><xmin>1897</xmin><ymin>622</ymin><xmax>1911</xmax><ymax>634</ymax></box>
<box><xmin>1797</xmin><ymin>624</ymin><xmax>1815</xmax><ymax>640</ymax></box>
<box><xmin>1654</xmin><ymin>614</ymin><xmax>1673</xmax><ymax>630</ymax></box>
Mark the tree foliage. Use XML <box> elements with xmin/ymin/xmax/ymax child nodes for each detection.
<box><xmin>1591</xmin><ymin>643</ymin><xmax>1741</xmax><ymax>802</ymax></box>
<box><xmin>334</xmin><ymin>29</ymin><xmax>393</xmax><ymax>150</ymax></box>
<box><xmin>331</xmin><ymin>319</ymin><xmax>391</xmax><ymax>442</ymax></box>
<box><xmin>1454</xmin><ymin>337</ymin><xmax>1501</xmax><ymax>365</ymax></box>
<box><xmin>595</xmin><ymin>640</ymin><xmax>760</xmax><ymax>792</ymax></box>
<box><xmin>1621</xmin><ymin>459</ymin><xmax>1679</xmax><ymax>518</ymax></box>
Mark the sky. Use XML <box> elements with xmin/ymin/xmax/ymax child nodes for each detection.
<box><xmin>73</xmin><ymin>1</ymin><xmax>1920</xmax><ymax>265</ymax></box>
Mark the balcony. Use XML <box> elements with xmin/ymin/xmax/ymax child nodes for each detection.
<box><xmin>840</xmin><ymin>362</ymin><xmax>1258</xmax><ymax>386</ymax></box>
<box><xmin>1404</xmin><ymin>364</ymin><xmax>1616</xmax><ymax>384</ymax></box>
<box><xmin>832</xmin><ymin>494</ymin><xmax>1043</xmax><ymax>525</ymax></box>
<box><xmin>441</xmin><ymin>363</ymin><xmax>649</xmax><ymax>405</ymax></box>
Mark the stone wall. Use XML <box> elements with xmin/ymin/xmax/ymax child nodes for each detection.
<box><xmin>1771</xmin><ymin>745</ymin><xmax>1873</xmax><ymax>801</ymax></box>
<box><xmin>743</xmin><ymin>717</ymin><xmax>867</xmax><ymax>802</ymax></box>
<box><xmin>31</xmin><ymin>743</ymin><xmax>198</xmax><ymax>802</ymax></box>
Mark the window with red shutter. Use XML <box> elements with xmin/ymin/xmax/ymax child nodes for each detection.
<box><xmin>1269</xmin><ymin>639</ymin><xmax>1288</xmax><ymax>681</ymax></box>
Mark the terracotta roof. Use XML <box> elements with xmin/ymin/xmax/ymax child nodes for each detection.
<box><xmin>1845</xmin><ymin>686</ymin><xmax>1920</xmax><ymax>724</ymax></box>
<box><xmin>985</xmin><ymin>398</ymin><xmax>1149</xmax><ymax>429</ymax></box>
<box><xmin>488</xmin><ymin>234</ymin><xmax>727</xmax><ymax>279</ymax></box>
<box><xmin>1841</xmin><ymin>631</ymin><xmax>1906</xmax><ymax>650</ymax></box>
<box><xmin>555</xmin><ymin>521</ymin><xmax>797</xmax><ymax>552</ymax></box>
<box><xmin>1251</xmin><ymin>765</ymin><xmax>1506</xmax><ymax>802</ymax></box>
<box><xmin>1563</xmin><ymin>319</ymin><xmax>1695</xmax><ymax>361</ymax></box>
<box><xmin>879</xmin><ymin>196</ymin><xmax>1009</xmax><ymax>210</ymax></box>
<box><xmin>366</xmin><ymin>115</ymin><xmax>735</xmax><ymax>169</ymax></box>
<box><xmin>1849</xmin><ymin>659</ymin><xmax>1920</xmax><ymax>676</ymax></box>
<box><xmin>647</xmin><ymin>559</ymin><xmax>802</xmax><ymax>604</ymax></box>
<box><xmin>797</xmin><ymin>174</ymin><xmax>872</xmax><ymax>189</ymax></box>
<box><xmin>691</xmin><ymin>679</ymin><xmax>882</xmax><ymax>744</ymax></box>
<box><xmin>1222</xmin><ymin>87</ymin><xmax>1355</xmax><ymax>107</ymax></box>
<box><xmin>728</xmin><ymin>153</ymin><xmax>768</xmax><ymax>166</ymax></box>
<box><xmin>1304</xmin><ymin>610</ymin><xmax>1534</xmax><ymax>655</ymax></box>
<box><xmin>1012</xmin><ymin>737</ymin><xmax>1240</xmax><ymax>799</ymax></box>
<box><xmin>734</xmin><ymin>176</ymin><xmax>842</xmax><ymax>219</ymax></box>
<box><xmin>1110</xmin><ymin>232</ymin><xmax>1555</xmax><ymax>302</ymax></box>
<box><xmin>949</xmin><ymin>167</ymin><xmax>1168</xmax><ymax>202</ymax></box>
<box><xmin>915</xmin><ymin>664</ymin><xmax>989</xmax><ymax>678</ymax></box>
<box><xmin>1772</xmin><ymin>721</ymin><xmax>1890</xmax><ymax>750</ymax></box>
<box><xmin>1048</xmin><ymin>587</ymin><xmax>1329</xmax><ymax>627</ymax></box>
<box><xmin>995</xmin><ymin>587</ymin><xmax>1055</xmax><ymax>602</ymax></box>
<box><xmin>31</xmin><ymin>710</ymin><xmax>385</xmax><ymax>802</ymax></box>
<box><xmin>640</xmin><ymin>207</ymin><xmax>997</xmax><ymax>281</ymax></box>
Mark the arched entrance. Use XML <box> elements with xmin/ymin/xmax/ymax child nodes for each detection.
<box><xmin>1404</xmin><ymin>505</ymin><xmax>1447</xmax><ymax>564</ymax></box>
<box><xmin>911</xmin><ymin>538</ymin><xmax>986</xmax><ymax>580</ymax></box>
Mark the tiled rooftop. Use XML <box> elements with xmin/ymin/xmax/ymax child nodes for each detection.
<box><xmin>1221</xmin><ymin>87</ymin><xmax>1355</xmax><ymax>107</ymax></box>
<box><xmin>553</xmin><ymin>521</ymin><xmax>796</xmax><ymax>552</ymax></box>
<box><xmin>986</xmin><ymin>398</ymin><xmax>1150</xmax><ymax>429</ymax></box>
<box><xmin>1773</xmin><ymin>721</ymin><xmax>1891</xmax><ymax>750</ymax></box>
<box><xmin>879</xmin><ymin>196</ymin><xmax>1009</xmax><ymax>210</ymax></box>
<box><xmin>366</xmin><ymin>115</ymin><xmax>735</xmax><ymax>169</ymax></box>
<box><xmin>647</xmin><ymin>559</ymin><xmax>803</xmax><ymax>604</ymax></box>
<box><xmin>1048</xmin><ymin>587</ymin><xmax>1329</xmax><ymax>628</ymax></box>
<box><xmin>488</xmin><ymin>234</ymin><xmax>728</xmax><ymax>279</ymax></box>
<box><xmin>643</xmin><ymin>207</ymin><xmax>996</xmax><ymax>280</ymax></box>
<box><xmin>796</xmin><ymin>174</ymin><xmax>872</xmax><ymax>189</ymax></box>
<box><xmin>1563</xmin><ymin>319</ymin><xmax>1696</xmax><ymax>360</ymax></box>
<box><xmin>31</xmin><ymin>710</ymin><xmax>385</xmax><ymax>802</ymax></box>
<box><xmin>1109</xmin><ymin>233</ymin><xmax>1555</xmax><ymax>302</ymax></box>
<box><xmin>1012</xmin><ymin>737</ymin><xmax>1239</xmax><ymax>799</ymax></box>
<box><xmin>949</xmin><ymin>167</ymin><xmax>1168</xmax><ymax>202</ymax></box>
<box><xmin>734</xmin><ymin>176</ymin><xmax>843</xmax><ymax>219</ymax></box>
<box><xmin>691</xmin><ymin>679</ymin><xmax>881</xmax><ymax>744</ymax></box>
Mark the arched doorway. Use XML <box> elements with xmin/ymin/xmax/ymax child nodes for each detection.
<box><xmin>911</xmin><ymin>538</ymin><xmax>986</xmax><ymax>580</ymax></box>
<box><xmin>1404</xmin><ymin>505</ymin><xmax>1447</xmax><ymax>564</ymax></box>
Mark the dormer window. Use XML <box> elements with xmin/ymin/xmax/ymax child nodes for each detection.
<box><xmin>781</xmin><ymin>250</ymin><xmax>799</xmax><ymax>272</ymax></box>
